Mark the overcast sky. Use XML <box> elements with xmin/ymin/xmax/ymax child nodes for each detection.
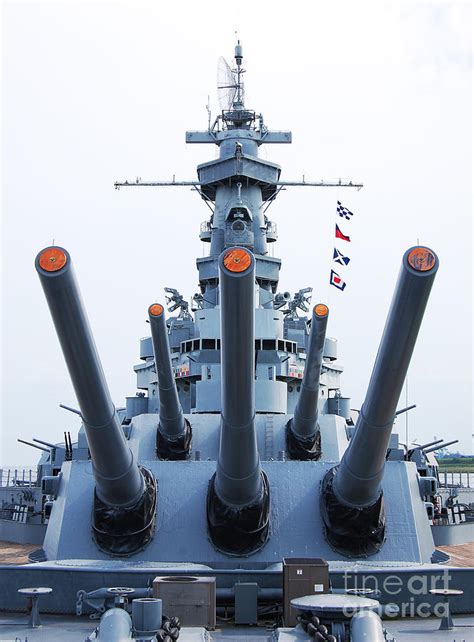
<box><xmin>1</xmin><ymin>0</ymin><xmax>472</xmax><ymax>466</ymax></box>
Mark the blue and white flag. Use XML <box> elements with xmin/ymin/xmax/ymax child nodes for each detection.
<box><xmin>337</xmin><ymin>200</ymin><xmax>354</xmax><ymax>220</ymax></box>
<box><xmin>330</xmin><ymin>270</ymin><xmax>347</xmax><ymax>291</ymax></box>
<box><xmin>333</xmin><ymin>248</ymin><xmax>351</xmax><ymax>266</ymax></box>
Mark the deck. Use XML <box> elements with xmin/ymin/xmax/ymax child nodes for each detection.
<box><xmin>0</xmin><ymin>540</ymin><xmax>472</xmax><ymax>641</ymax></box>
<box><xmin>0</xmin><ymin>540</ymin><xmax>472</xmax><ymax>567</ymax></box>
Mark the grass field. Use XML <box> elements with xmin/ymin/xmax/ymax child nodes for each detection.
<box><xmin>437</xmin><ymin>457</ymin><xmax>474</xmax><ymax>473</ymax></box>
<box><xmin>438</xmin><ymin>464</ymin><xmax>474</xmax><ymax>473</ymax></box>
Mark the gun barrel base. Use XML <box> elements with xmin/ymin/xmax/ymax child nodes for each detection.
<box><xmin>285</xmin><ymin>420</ymin><xmax>321</xmax><ymax>460</ymax></box>
<box><xmin>92</xmin><ymin>466</ymin><xmax>157</xmax><ymax>556</ymax></box>
<box><xmin>156</xmin><ymin>419</ymin><xmax>192</xmax><ymax>460</ymax></box>
<box><xmin>320</xmin><ymin>467</ymin><xmax>386</xmax><ymax>558</ymax></box>
<box><xmin>207</xmin><ymin>470</ymin><xmax>270</xmax><ymax>556</ymax></box>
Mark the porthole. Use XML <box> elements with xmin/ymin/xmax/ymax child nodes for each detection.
<box><xmin>232</xmin><ymin>220</ymin><xmax>245</xmax><ymax>233</ymax></box>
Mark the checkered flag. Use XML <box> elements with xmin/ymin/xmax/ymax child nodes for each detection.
<box><xmin>337</xmin><ymin>200</ymin><xmax>354</xmax><ymax>220</ymax></box>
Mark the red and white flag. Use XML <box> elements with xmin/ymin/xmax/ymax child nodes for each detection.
<box><xmin>330</xmin><ymin>270</ymin><xmax>347</xmax><ymax>291</ymax></box>
<box><xmin>335</xmin><ymin>224</ymin><xmax>351</xmax><ymax>242</ymax></box>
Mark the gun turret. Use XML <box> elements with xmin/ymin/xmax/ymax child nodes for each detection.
<box><xmin>148</xmin><ymin>304</ymin><xmax>191</xmax><ymax>459</ymax></box>
<box><xmin>36</xmin><ymin>247</ymin><xmax>156</xmax><ymax>555</ymax></box>
<box><xmin>321</xmin><ymin>246</ymin><xmax>439</xmax><ymax>557</ymax></box>
<box><xmin>207</xmin><ymin>248</ymin><xmax>270</xmax><ymax>555</ymax></box>
<box><xmin>286</xmin><ymin>304</ymin><xmax>329</xmax><ymax>460</ymax></box>
<box><xmin>406</xmin><ymin>438</ymin><xmax>444</xmax><ymax>460</ymax></box>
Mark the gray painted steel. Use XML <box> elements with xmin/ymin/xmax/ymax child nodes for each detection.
<box><xmin>41</xmin><ymin>445</ymin><xmax>434</xmax><ymax>564</ymax></box>
<box><xmin>215</xmin><ymin>249</ymin><xmax>262</xmax><ymax>507</ymax></box>
<box><xmin>333</xmin><ymin>248</ymin><xmax>439</xmax><ymax>508</ymax></box>
<box><xmin>95</xmin><ymin>607</ymin><xmax>133</xmax><ymax>640</ymax></box>
<box><xmin>350</xmin><ymin>610</ymin><xmax>386</xmax><ymax>642</ymax></box>
<box><xmin>148</xmin><ymin>305</ymin><xmax>185</xmax><ymax>438</ymax></box>
<box><xmin>0</xmin><ymin>519</ymin><xmax>46</xmax><ymax>544</ymax></box>
<box><xmin>132</xmin><ymin>598</ymin><xmax>162</xmax><ymax>635</ymax></box>
<box><xmin>289</xmin><ymin>593</ymin><xmax>380</xmax><ymax>612</ymax></box>
<box><xmin>291</xmin><ymin>305</ymin><xmax>329</xmax><ymax>440</ymax></box>
<box><xmin>35</xmin><ymin>248</ymin><xmax>144</xmax><ymax>507</ymax></box>
<box><xmin>1</xmin><ymin>562</ymin><xmax>473</xmax><ymax>616</ymax></box>
<box><xmin>431</xmin><ymin>522</ymin><xmax>474</xmax><ymax>546</ymax></box>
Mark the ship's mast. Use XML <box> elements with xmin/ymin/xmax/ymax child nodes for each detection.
<box><xmin>114</xmin><ymin>43</ymin><xmax>363</xmax><ymax>308</ymax></box>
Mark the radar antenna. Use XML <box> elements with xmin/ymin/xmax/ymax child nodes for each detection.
<box><xmin>217</xmin><ymin>40</ymin><xmax>245</xmax><ymax>112</ymax></box>
<box><xmin>217</xmin><ymin>57</ymin><xmax>238</xmax><ymax>111</ymax></box>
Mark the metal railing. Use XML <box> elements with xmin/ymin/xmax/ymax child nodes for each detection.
<box><xmin>0</xmin><ymin>467</ymin><xmax>38</xmax><ymax>488</ymax></box>
<box><xmin>438</xmin><ymin>470</ymin><xmax>472</xmax><ymax>488</ymax></box>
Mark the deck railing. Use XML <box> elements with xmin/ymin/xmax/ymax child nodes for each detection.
<box><xmin>438</xmin><ymin>470</ymin><xmax>472</xmax><ymax>488</ymax></box>
<box><xmin>0</xmin><ymin>467</ymin><xmax>38</xmax><ymax>488</ymax></box>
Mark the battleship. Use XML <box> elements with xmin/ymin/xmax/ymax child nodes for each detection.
<box><xmin>0</xmin><ymin>42</ymin><xmax>473</xmax><ymax>641</ymax></box>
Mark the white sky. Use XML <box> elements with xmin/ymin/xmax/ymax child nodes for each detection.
<box><xmin>1</xmin><ymin>0</ymin><xmax>472</xmax><ymax>466</ymax></box>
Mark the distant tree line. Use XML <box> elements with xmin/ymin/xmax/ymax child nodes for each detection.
<box><xmin>437</xmin><ymin>455</ymin><xmax>474</xmax><ymax>465</ymax></box>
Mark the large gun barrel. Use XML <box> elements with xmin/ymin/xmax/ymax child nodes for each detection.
<box><xmin>36</xmin><ymin>247</ymin><xmax>156</xmax><ymax>554</ymax></box>
<box><xmin>321</xmin><ymin>246</ymin><xmax>439</xmax><ymax>556</ymax></box>
<box><xmin>207</xmin><ymin>247</ymin><xmax>270</xmax><ymax>555</ymax></box>
<box><xmin>148</xmin><ymin>304</ymin><xmax>191</xmax><ymax>459</ymax></box>
<box><xmin>36</xmin><ymin>247</ymin><xmax>143</xmax><ymax>507</ymax></box>
<box><xmin>286</xmin><ymin>303</ymin><xmax>329</xmax><ymax>459</ymax></box>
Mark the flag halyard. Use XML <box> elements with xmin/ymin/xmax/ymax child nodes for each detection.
<box><xmin>331</xmin><ymin>201</ymin><xmax>356</xmax><ymax>291</ymax></box>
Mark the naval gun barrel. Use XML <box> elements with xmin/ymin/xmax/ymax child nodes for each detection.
<box><xmin>424</xmin><ymin>439</ymin><xmax>459</xmax><ymax>454</ymax></box>
<box><xmin>407</xmin><ymin>438</ymin><xmax>444</xmax><ymax>459</ymax></box>
<box><xmin>207</xmin><ymin>247</ymin><xmax>270</xmax><ymax>555</ymax></box>
<box><xmin>35</xmin><ymin>247</ymin><xmax>143</xmax><ymax>507</ymax></box>
<box><xmin>36</xmin><ymin>247</ymin><xmax>156</xmax><ymax>555</ymax></box>
<box><xmin>286</xmin><ymin>304</ymin><xmax>329</xmax><ymax>460</ymax></box>
<box><xmin>414</xmin><ymin>438</ymin><xmax>444</xmax><ymax>450</ymax></box>
<box><xmin>148</xmin><ymin>304</ymin><xmax>191</xmax><ymax>459</ymax></box>
<box><xmin>395</xmin><ymin>404</ymin><xmax>417</xmax><ymax>417</ymax></box>
<box><xmin>321</xmin><ymin>246</ymin><xmax>439</xmax><ymax>557</ymax></box>
<box><xmin>18</xmin><ymin>439</ymin><xmax>50</xmax><ymax>453</ymax></box>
